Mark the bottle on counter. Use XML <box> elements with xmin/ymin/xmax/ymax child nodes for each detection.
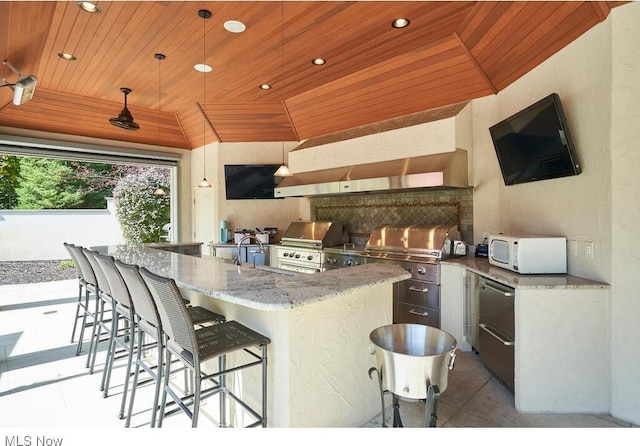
<box><xmin>220</xmin><ymin>220</ymin><xmax>228</xmax><ymax>243</ymax></box>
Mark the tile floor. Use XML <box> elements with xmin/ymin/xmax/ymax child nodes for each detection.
<box><xmin>0</xmin><ymin>279</ymin><xmax>636</xmax><ymax>439</ymax></box>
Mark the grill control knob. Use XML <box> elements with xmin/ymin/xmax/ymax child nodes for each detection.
<box><xmin>294</xmin><ymin>253</ymin><xmax>301</xmax><ymax>259</ymax></box>
<box><xmin>417</xmin><ymin>267</ymin><xmax>426</xmax><ymax>275</ymax></box>
<box><xmin>346</xmin><ymin>259</ymin><xmax>353</xmax><ymax>266</ymax></box>
<box><xmin>283</xmin><ymin>252</ymin><xmax>289</xmax><ymax>257</ymax></box>
<box><xmin>307</xmin><ymin>255</ymin><xmax>313</xmax><ymax>261</ymax></box>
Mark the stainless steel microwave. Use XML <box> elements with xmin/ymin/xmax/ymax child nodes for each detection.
<box><xmin>488</xmin><ymin>234</ymin><xmax>567</xmax><ymax>274</ymax></box>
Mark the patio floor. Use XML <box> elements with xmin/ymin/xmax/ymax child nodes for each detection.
<box><xmin>0</xmin><ymin>279</ymin><xmax>635</xmax><ymax>442</ymax></box>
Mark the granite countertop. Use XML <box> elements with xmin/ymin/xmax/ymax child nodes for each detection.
<box><xmin>147</xmin><ymin>241</ymin><xmax>203</xmax><ymax>247</ymax></box>
<box><xmin>443</xmin><ymin>256</ymin><xmax>610</xmax><ymax>290</ymax></box>
<box><xmin>91</xmin><ymin>244</ymin><xmax>410</xmax><ymax>310</ymax></box>
<box><xmin>207</xmin><ymin>241</ymin><xmax>275</xmax><ymax>246</ymax></box>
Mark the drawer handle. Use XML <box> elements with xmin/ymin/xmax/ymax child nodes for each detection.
<box><xmin>479</xmin><ymin>323</ymin><xmax>515</xmax><ymax>346</ymax></box>
<box><xmin>480</xmin><ymin>282</ymin><xmax>514</xmax><ymax>297</ymax></box>
<box><xmin>409</xmin><ymin>309</ymin><xmax>429</xmax><ymax>317</ymax></box>
<box><xmin>408</xmin><ymin>286</ymin><xmax>428</xmax><ymax>293</ymax></box>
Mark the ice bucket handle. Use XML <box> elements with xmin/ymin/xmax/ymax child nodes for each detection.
<box><xmin>448</xmin><ymin>350</ymin><xmax>456</xmax><ymax>370</ymax></box>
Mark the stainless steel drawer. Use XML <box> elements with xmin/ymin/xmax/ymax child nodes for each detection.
<box><xmin>397</xmin><ymin>279</ymin><xmax>440</xmax><ymax>309</ymax></box>
<box><xmin>394</xmin><ymin>302</ymin><xmax>440</xmax><ymax>328</ymax></box>
<box><xmin>478</xmin><ymin>322</ymin><xmax>514</xmax><ymax>392</ymax></box>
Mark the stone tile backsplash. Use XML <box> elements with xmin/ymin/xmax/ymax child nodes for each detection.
<box><xmin>310</xmin><ymin>188</ymin><xmax>473</xmax><ymax>245</ymax></box>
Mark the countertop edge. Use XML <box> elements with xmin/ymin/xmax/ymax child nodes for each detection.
<box><xmin>92</xmin><ymin>244</ymin><xmax>409</xmax><ymax>311</ymax></box>
<box><xmin>442</xmin><ymin>257</ymin><xmax>610</xmax><ymax>290</ymax></box>
<box><xmin>178</xmin><ymin>264</ymin><xmax>411</xmax><ymax>311</ymax></box>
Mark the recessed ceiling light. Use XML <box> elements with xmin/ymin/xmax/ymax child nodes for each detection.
<box><xmin>57</xmin><ymin>52</ymin><xmax>77</xmax><ymax>61</ymax></box>
<box><xmin>392</xmin><ymin>18</ymin><xmax>410</xmax><ymax>29</ymax></box>
<box><xmin>77</xmin><ymin>2</ymin><xmax>101</xmax><ymax>14</ymax></box>
<box><xmin>312</xmin><ymin>58</ymin><xmax>326</xmax><ymax>66</ymax></box>
<box><xmin>224</xmin><ymin>20</ymin><xmax>246</xmax><ymax>33</ymax></box>
<box><xmin>194</xmin><ymin>63</ymin><xmax>212</xmax><ymax>73</ymax></box>
<box><xmin>259</xmin><ymin>84</ymin><xmax>272</xmax><ymax>90</ymax></box>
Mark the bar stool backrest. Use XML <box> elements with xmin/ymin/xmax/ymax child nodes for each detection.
<box><xmin>68</xmin><ymin>244</ymin><xmax>97</xmax><ymax>289</ymax></box>
<box><xmin>139</xmin><ymin>267</ymin><xmax>197</xmax><ymax>356</ymax></box>
<box><xmin>83</xmin><ymin>248</ymin><xmax>111</xmax><ymax>297</ymax></box>
<box><xmin>63</xmin><ymin>242</ymin><xmax>81</xmax><ymax>281</ymax></box>
<box><xmin>94</xmin><ymin>253</ymin><xmax>134</xmax><ymax>311</ymax></box>
<box><xmin>115</xmin><ymin>260</ymin><xmax>161</xmax><ymax>328</ymax></box>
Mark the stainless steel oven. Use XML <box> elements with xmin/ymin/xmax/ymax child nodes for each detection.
<box><xmin>478</xmin><ymin>277</ymin><xmax>515</xmax><ymax>392</ymax></box>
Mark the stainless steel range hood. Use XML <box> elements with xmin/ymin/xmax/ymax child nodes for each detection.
<box><xmin>275</xmin><ymin>149</ymin><xmax>468</xmax><ymax>197</ymax></box>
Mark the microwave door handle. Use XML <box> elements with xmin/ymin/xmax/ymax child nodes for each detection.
<box><xmin>480</xmin><ymin>282</ymin><xmax>514</xmax><ymax>297</ymax></box>
<box><xmin>479</xmin><ymin>323</ymin><xmax>515</xmax><ymax>346</ymax></box>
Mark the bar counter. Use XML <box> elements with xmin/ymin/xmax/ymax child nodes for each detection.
<box><xmin>91</xmin><ymin>244</ymin><xmax>410</xmax><ymax>427</ymax></box>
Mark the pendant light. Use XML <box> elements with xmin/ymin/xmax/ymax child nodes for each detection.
<box><xmin>274</xmin><ymin>2</ymin><xmax>292</xmax><ymax>178</ymax></box>
<box><xmin>154</xmin><ymin>53</ymin><xmax>167</xmax><ymax>196</ymax></box>
<box><xmin>197</xmin><ymin>9</ymin><xmax>212</xmax><ymax>188</ymax></box>
<box><xmin>274</xmin><ymin>143</ymin><xmax>292</xmax><ymax>177</ymax></box>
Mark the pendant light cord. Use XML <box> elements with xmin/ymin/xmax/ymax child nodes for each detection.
<box><xmin>198</xmin><ymin>9</ymin><xmax>212</xmax><ymax>187</ymax></box>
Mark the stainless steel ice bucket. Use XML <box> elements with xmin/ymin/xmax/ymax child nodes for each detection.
<box><xmin>369</xmin><ymin>323</ymin><xmax>457</xmax><ymax>400</ymax></box>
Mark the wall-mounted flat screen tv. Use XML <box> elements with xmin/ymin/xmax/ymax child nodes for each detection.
<box><xmin>224</xmin><ymin>164</ymin><xmax>284</xmax><ymax>200</ymax></box>
<box><xmin>489</xmin><ymin>93</ymin><xmax>582</xmax><ymax>186</ymax></box>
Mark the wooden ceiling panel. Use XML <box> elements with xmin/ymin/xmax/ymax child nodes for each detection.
<box><xmin>461</xmin><ymin>2</ymin><xmax>607</xmax><ymax>91</ymax></box>
<box><xmin>206</xmin><ymin>102</ymin><xmax>296</xmax><ymax>143</ymax></box>
<box><xmin>176</xmin><ymin>105</ymin><xmax>206</xmax><ymax>150</ymax></box>
<box><xmin>287</xmin><ymin>37</ymin><xmax>494</xmax><ymax>139</ymax></box>
<box><xmin>0</xmin><ymin>88</ymin><xmax>187</xmax><ymax>148</ymax></box>
<box><xmin>0</xmin><ymin>1</ymin><xmax>627</xmax><ymax>149</ymax></box>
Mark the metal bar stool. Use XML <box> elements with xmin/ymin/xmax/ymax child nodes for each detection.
<box><xmin>139</xmin><ymin>267</ymin><xmax>270</xmax><ymax>428</ymax></box>
<box><xmin>66</xmin><ymin>244</ymin><xmax>99</xmax><ymax>356</ymax></box>
<box><xmin>83</xmin><ymin>248</ymin><xmax>115</xmax><ymax>374</ymax></box>
<box><xmin>115</xmin><ymin>259</ymin><xmax>165</xmax><ymax>428</ymax></box>
<box><xmin>94</xmin><ymin>251</ymin><xmax>137</xmax><ymax>420</ymax></box>
<box><xmin>115</xmin><ymin>259</ymin><xmax>227</xmax><ymax>427</ymax></box>
<box><xmin>63</xmin><ymin>242</ymin><xmax>84</xmax><ymax>344</ymax></box>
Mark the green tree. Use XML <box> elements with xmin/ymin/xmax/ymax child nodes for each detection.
<box><xmin>15</xmin><ymin>158</ymin><xmax>84</xmax><ymax>209</ymax></box>
<box><xmin>0</xmin><ymin>155</ymin><xmax>20</xmax><ymax>209</ymax></box>
<box><xmin>67</xmin><ymin>161</ymin><xmax>133</xmax><ymax>208</ymax></box>
<box><xmin>113</xmin><ymin>167</ymin><xmax>170</xmax><ymax>243</ymax></box>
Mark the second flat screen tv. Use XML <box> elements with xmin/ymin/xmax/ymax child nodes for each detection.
<box><xmin>489</xmin><ymin>93</ymin><xmax>582</xmax><ymax>186</ymax></box>
<box><xmin>224</xmin><ymin>164</ymin><xmax>283</xmax><ymax>200</ymax></box>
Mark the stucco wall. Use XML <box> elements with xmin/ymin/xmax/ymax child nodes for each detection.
<box><xmin>191</xmin><ymin>141</ymin><xmax>306</xmax><ymax>243</ymax></box>
<box><xmin>472</xmin><ymin>9</ymin><xmax>613</xmax><ymax>285</ymax></box>
<box><xmin>610</xmin><ymin>2</ymin><xmax>640</xmax><ymax>425</ymax></box>
<box><xmin>0</xmin><ymin>198</ymin><xmax>124</xmax><ymax>261</ymax></box>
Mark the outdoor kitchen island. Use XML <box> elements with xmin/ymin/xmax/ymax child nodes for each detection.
<box><xmin>91</xmin><ymin>244</ymin><xmax>411</xmax><ymax>428</ymax></box>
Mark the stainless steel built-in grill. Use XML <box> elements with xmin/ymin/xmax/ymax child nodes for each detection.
<box><xmin>276</xmin><ymin>221</ymin><xmax>343</xmax><ymax>274</ymax></box>
<box><xmin>363</xmin><ymin>224</ymin><xmax>465</xmax><ymax>328</ymax></box>
<box><xmin>323</xmin><ymin>245</ymin><xmax>365</xmax><ymax>270</ymax></box>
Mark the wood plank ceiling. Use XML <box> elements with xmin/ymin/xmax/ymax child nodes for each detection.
<box><xmin>0</xmin><ymin>1</ymin><xmax>625</xmax><ymax>151</ymax></box>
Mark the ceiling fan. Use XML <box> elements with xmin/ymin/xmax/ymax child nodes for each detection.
<box><xmin>109</xmin><ymin>87</ymin><xmax>139</xmax><ymax>131</ymax></box>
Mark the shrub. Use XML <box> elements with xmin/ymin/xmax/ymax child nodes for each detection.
<box><xmin>113</xmin><ymin>168</ymin><xmax>170</xmax><ymax>244</ymax></box>
<box><xmin>58</xmin><ymin>260</ymin><xmax>75</xmax><ymax>269</ymax></box>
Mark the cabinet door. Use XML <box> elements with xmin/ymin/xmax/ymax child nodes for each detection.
<box><xmin>440</xmin><ymin>263</ymin><xmax>469</xmax><ymax>351</ymax></box>
<box><xmin>214</xmin><ymin>247</ymin><xmax>238</xmax><ymax>260</ymax></box>
<box><xmin>246</xmin><ymin>246</ymin><xmax>269</xmax><ymax>265</ymax></box>
<box><xmin>465</xmin><ymin>272</ymin><xmax>480</xmax><ymax>351</ymax></box>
